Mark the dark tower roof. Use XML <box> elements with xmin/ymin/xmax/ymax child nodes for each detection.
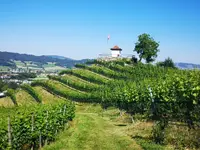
<box><xmin>110</xmin><ymin>45</ymin><xmax>122</xmax><ymax>51</ymax></box>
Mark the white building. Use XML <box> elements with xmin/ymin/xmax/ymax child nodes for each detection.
<box><xmin>110</xmin><ymin>45</ymin><xmax>122</xmax><ymax>57</ymax></box>
<box><xmin>0</xmin><ymin>92</ymin><xmax>5</xmax><ymax>98</ymax></box>
<box><xmin>98</xmin><ymin>45</ymin><xmax>132</xmax><ymax>60</ymax></box>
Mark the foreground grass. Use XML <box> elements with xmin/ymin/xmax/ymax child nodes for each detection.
<box><xmin>43</xmin><ymin>103</ymin><xmax>142</xmax><ymax>150</ymax></box>
<box><xmin>43</xmin><ymin>103</ymin><xmax>173</xmax><ymax>150</ymax></box>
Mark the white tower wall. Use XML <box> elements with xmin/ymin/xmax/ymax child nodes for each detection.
<box><xmin>111</xmin><ymin>50</ymin><xmax>121</xmax><ymax>57</ymax></box>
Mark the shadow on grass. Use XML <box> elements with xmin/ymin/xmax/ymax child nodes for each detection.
<box><xmin>114</xmin><ymin>124</ymin><xmax>127</xmax><ymax>127</ymax></box>
<box><xmin>132</xmin><ymin>136</ymin><xmax>167</xmax><ymax>150</ymax></box>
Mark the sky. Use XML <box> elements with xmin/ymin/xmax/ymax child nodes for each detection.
<box><xmin>0</xmin><ymin>0</ymin><xmax>200</xmax><ymax>63</ymax></box>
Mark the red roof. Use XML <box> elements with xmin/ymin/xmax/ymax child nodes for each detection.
<box><xmin>110</xmin><ymin>45</ymin><xmax>122</xmax><ymax>51</ymax></box>
<box><xmin>113</xmin><ymin>45</ymin><xmax>120</xmax><ymax>49</ymax></box>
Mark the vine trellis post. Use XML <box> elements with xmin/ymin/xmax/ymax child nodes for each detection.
<box><xmin>31</xmin><ymin>114</ymin><xmax>34</xmax><ymax>150</ymax></box>
<box><xmin>8</xmin><ymin>116</ymin><xmax>12</xmax><ymax>148</ymax></box>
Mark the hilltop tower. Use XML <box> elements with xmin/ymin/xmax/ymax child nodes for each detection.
<box><xmin>110</xmin><ymin>45</ymin><xmax>122</xmax><ymax>57</ymax></box>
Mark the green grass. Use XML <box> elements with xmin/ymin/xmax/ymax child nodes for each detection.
<box><xmin>135</xmin><ymin>138</ymin><xmax>169</xmax><ymax>150</ymax></box>
<box><xmin>25</xmin><ymin>61</ymin><xmax>38</xmax><ymax>67</ymax></box>
<box><xmin>0</xmin><ymin>90</ymin><xmax>37</xmax><ymax>107</ymax></box>
<box><xmin>43</xmin><ymin>103</ymin><xmax>175</xmax><ymax>150</ymax></box>
<box><xmin>44</xmin><ymin>66</ymin><xmax>66</xmax><ymax>71</ymax></box>
<box><xmin>33</xmin><ymin>77</ymin><xmax>49</xmax><ymax>80</ymax></box>
<box><xmin>43</xmin><ymin>103</ymin><xmax>142</xmax><ymax>150</ymax></box>
<box><xmin>16</xmin><ymin>90</ymin><xmax>37</xmax><ymax>105</ymax></box>
<box><xmin>0</xmin><ymin>96</ymin><xmax>14</xmax><ymax>107</ymax></box>
<box><xmin>33</xmin><ymin>86</ymin><xmax>66</xmax><ymax>104</ymax></box>
<box><xmin>43</xmin><ymin>62</ymin><xmax>66</xmax><ymax>71</ymax></box>
<box><xmin>12</xmin><ymin>60</ymin><xmax>65</xmax><ymax>72</ymax></box>
<box><xmin>13</xmin><ymin>60</ymin><xmax>26</xmax><ymax>67</ymax></box>
<box><xmin>62</xmin><ymin>74</ymin><xmax>99</xmax><ymax>87</ymax></box>
<box><xmin>28</xmin><ymin>67</ymin><xmax>43</xmax><ymax>70</ymax></box>
<box><xmin>43</xmin><ymin>62</ymin><xmax>56</xmax><ymax>68</ymax></box>
<box><xmin>0</xmin><ymin>66</ymin><xmax>11</xmax><ymax>72</ymax></box>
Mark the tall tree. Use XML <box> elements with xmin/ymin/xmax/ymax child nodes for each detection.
<box><xmin>134</xmin><ymin>33</ymin><xmax>159</xmax><ymax>63</ymax></box>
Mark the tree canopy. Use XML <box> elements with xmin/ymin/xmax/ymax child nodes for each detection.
<box><xmin>134</xmin><ymin>33</ymin><xmax>159</xmax><ymax>63</ymax></box>
<box><xmin>157</xmin><ymin>57</ymin><xmax>176</xmax><ymax>68</ymax></box>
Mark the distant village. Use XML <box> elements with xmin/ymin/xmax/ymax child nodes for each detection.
<box><xmin>0</xmin><ymin>68</ymin><xmax>58</xmax><ymax>84</ymax></box>
<box><xmin>0</xmin><ymin>68</ymin><xmax>59</xmax><ymax>97</ymax></box>
<box><xmin>0</xmin><ymin>66</ymin><xmax>62</xmax><ymax>90</ymax></box>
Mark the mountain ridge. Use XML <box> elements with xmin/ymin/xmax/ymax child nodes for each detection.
<box><xmin>0</xmin><ymin>51</ymin><xmax>89</xmax><ymax>68</ymax></box>
<box><xmin>44</xmin><ymin>55</ymin><xmax>73</xmax><ymax>60</ymax></box>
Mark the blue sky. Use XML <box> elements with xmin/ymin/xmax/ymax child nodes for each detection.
<box><xmin>0</xmin><ymin>0</ymin><xmax>200</xmax><ymax>63</ymax></box>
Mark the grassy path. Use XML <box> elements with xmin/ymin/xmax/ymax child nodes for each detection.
<box><xmin>43</xmin><ymin>103</ymin><xmax>142</xmax><ymax>150</ymax></box>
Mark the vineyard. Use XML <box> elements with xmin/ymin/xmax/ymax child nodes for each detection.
<box><xmin>0</xmin><ymin>59</ymin><xmax>200</xmax><ymax>149</ymax></box>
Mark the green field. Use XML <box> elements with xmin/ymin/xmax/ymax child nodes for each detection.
<box><xmin>44</xmin><ymin>66</ymin><xmax>66</xmax><ymax>71</ymax></box>
<box><xmin>43</xmin><ymin>62</ymin><xmax>56</xmax><ymax>68</ymax></box>
<box><xmin>13</xmin><ymin>60</ymin><xmax>26</xmax><ymax>67</ymax></box>
<box><xmin>0</xmin><ymin>60</ymin><xmax>67</xmax><ymax>72</ymax></box>
<box><xmin>0</xmin><ymin>66</ymin><xmax>11</xmax><ymax>72</ymax></box>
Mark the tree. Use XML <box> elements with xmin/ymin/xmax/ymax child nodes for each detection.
<box><xmin>157</xmin><ymin>57</ymin><xmax>176</xmax><ymax>68</ymax></box>
<box><xmin>131</xmin><ymin>55</ymin><xmax>138</xmax><ymax>64</ymax></box>
<box><xmin>10</xmin><ymin>73</ymin><xmax>37</xmax><ymax>80</ymax></box>
<box><xmin>134</xmin><ymin>33</ymin><xmax>159</xmax><ymax>63</ymax></box>
<box><xmin>0</xmin><ymin>79</ymin><xmax>6</xmax><ymax>92</ymax></box>
<box><xmin>7</xmin><ymin>82</ymin><xmax>19</xmax><ymax>90</ymax></box>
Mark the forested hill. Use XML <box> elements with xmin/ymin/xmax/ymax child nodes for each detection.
<box><xmin>0</xmin><ymin>51</ymin><xmax>89</xmax><ymax>68</ymax></box>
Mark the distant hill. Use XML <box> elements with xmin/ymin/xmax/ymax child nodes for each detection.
<box><xmin>45</xmin><ymin>55</ymin><xmax>72</xmax><ymax>60</ymax></box>
<box><xmin>0</xmin><ymin>51</ymin><xmax>89</xmax><ymax>69</ymax></box>
<box><xmin>175</xmin><ymin>62</ymin><xmax>200</xmax><ymax>69</ymax></box>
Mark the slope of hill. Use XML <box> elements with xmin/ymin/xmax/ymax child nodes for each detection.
<box><xmin>1</xmin><ymin>59</ymin><xmax>200</xmax><ymax>149</ymax></box>
<box><xmin>0</xmin><ymin>51</ymin><xmax>89</xmax><ymax>68</ymax></box>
